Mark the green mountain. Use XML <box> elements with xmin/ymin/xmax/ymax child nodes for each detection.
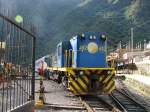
<box><xmin>44</xmin><ymin>0</ymin><xmax>150</xmax><ymax>55</ymax></box>
<box><xmin>1</xmin><ymin>0</ymin><xmax>150</xmax><ymax>58</ymax></box>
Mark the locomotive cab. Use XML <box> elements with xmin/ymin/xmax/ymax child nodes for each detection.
<box><xmin>56</xmin><ymin>41</ymin><xmax>72</xmax><ymax>67</ymax></box>
<box><xmin>70</xmin><ymin>33</ymin><xmax>107</xmax><ymax>68</ymax></box>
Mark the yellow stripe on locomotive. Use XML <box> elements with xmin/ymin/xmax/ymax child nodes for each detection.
<box><xmin>67</xmin><ymin>68</ymin><xmax>115</xmax><ymax>95</ymax></box>
<box><xmin>48</xmin><ymin>67</ymin><xmax>115</xmax><ymax>95</ymax></box>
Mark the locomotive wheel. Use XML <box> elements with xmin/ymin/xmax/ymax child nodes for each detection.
<box><xmin>62</xmin><ymin>76</ymin><xmax>68</xmax><ymax>88</ymax></box>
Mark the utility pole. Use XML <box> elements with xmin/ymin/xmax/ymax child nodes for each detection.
<box><xmin>139</xmin><ymin>41</ymin><xmax>141</xmax><ymax>51</ymax></box>
<box><xmin>131</xmin><ymin>27</ymin><xmax>134</xmax><ymax>74</ymax></box>
<box><xmin>131</xmin><ymin>28</ymin><xmax>134</xmax><ymax>53</ymax></box>
<box><xmin>128</xmin><ymin>40</ymin><xmax>130</xmax><ymax>51</ymax></box>
<box><xmin>105</xmin><ymin>36</ymin><xmax>107</xmax><ymax>57</ymax></box>
<box><xmin>119</xmin><ymin>41</ymin><xmax>122</xmax><ymax>49</ymax></box>
<box><xmin>144</xmin><ymin>39</ymin><xmax>146</xmax><ymax>51</ymax></box>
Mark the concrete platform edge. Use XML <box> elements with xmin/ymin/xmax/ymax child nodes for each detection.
<box><xmin>10</xmin><ymin>101</ymin><xmax>35</xmax><ymax>112</ymax></box>
<box><xmin>125</xmin><ymin>77</ymin><xmax>150</xmax><ymax>95</ymax></box>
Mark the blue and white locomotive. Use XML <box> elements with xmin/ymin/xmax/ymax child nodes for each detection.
<box><xmin>49</xmin><ymin>32</ymin><xmax>115</xmax><ymax>95</ymax></box>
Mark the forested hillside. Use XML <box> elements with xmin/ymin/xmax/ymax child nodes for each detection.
<box><xmin>1</xmin><ymin>0</ymin><xmax>150</xmax><ymax>58</ymax></box>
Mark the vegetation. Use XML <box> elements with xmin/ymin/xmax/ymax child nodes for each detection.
<box><xmin>1</xmin><ymin>0</ymin><xmax>150</xmax><ymax>58</ymax></box>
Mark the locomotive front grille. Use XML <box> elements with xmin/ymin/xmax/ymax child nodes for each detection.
<box><xmin>90</xmin><ymin>74</ymin><xmax>99</xmax><ymax>92</ymax></box>
<box><xmin>67</xmin><ymin>68</ymin><xmax>115</xmax><ymax>95</ymax></box>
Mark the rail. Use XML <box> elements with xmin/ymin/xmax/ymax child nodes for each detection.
<box><xmin>80</xmin><ymin>95</ymin><xmax>119</xmax><ymax>112</ymax></box>
<box><xmin>110</xmin><ymin>89</ymin><xmax>149</xmax><ymax>112</ymax></box>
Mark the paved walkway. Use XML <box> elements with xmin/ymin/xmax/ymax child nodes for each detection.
<box><xmin>35</xmin><ymin>80</ymin><xmax>83</xmax><ymax>111</ymax></box>
<box><xmin>117</xmin><ymin>74</ymin><xmax>150</xmax><ymax>87</ymax></box>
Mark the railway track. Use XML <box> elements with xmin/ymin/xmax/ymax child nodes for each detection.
<box><xmin>80</xmin><ymin>95</ymin><xmax>120</xmax><ymax>112</ymax></box>
<box><xmin>35</xmin><ymin>94</ymin><xmax>121</xmax><ymax>112</ymax></box>
<box><xmin>110</xmin><ymin>89</ymin><xmax>149</xmax><ymax>112</ymax></box>
<box><xmin>35</xmin><ymin>80</ymin><xmax>149</xmax><ymax>112</ymax></box>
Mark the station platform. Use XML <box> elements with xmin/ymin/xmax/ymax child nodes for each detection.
<box><xmin>116</xmin><ymin>73</ymin><xmax>150</xmax><ymax>97</ymax></box>
<box><xmin>117</xmin><ymin>74</ymin><xmax>150</xmax><ymax>87</ymax></box>
<box><xmin>34</xmin><ymin>79</ymin><xmax>84</xmax><ymax>111</ymax></box>
<box><xmin>126</xmin><ymin>74</ymin><xmax>150</xmax><ymax>87</ymax></box>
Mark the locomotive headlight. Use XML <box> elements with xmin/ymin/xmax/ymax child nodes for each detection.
<box><xmin>88</xmin><ymin>42</ymin><xmax>98</xmax><ymax>54</ymax></box>
<box><xmin>79</xmin><ymin>71</ymin><xmax>84</xmax><ymax>75</ymax></box>
<box><xmin>89</xmin><ymin>36</ymin><xmax>93</xmax><ymax>39</ymax></box>
<box><xmin>101</xmin><ymin>34</ymin><xmax>106</xmax><ymax>41</ymax></box>
<box><xmin>107</xmin><ymin>71</ymin><xmax>112</xmax><ymax>74</ymax></box>
<box><xmin>102</xmin><ymin>34</ymin><xmax>105</xmax><ymax>38</ymax></box>
<box><xmin>80</xmin><ymin>33</ymin><xmax>85</xmax><ymax>40</ymax></box>
<box><xmin>93</xmin><ymin>36</ymin><xmax>96</xmax><ymax>39</ymax></box>
<box><xmin>81</xmin><ymin>33</ymin><xmax>85</xmax><ymax>37</ymax></box>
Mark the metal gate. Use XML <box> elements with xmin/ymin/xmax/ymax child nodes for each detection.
<box><xmin>0</xmin><ymin>12</ymin><xmax>36</xmax><ymax>112</ymax></box>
